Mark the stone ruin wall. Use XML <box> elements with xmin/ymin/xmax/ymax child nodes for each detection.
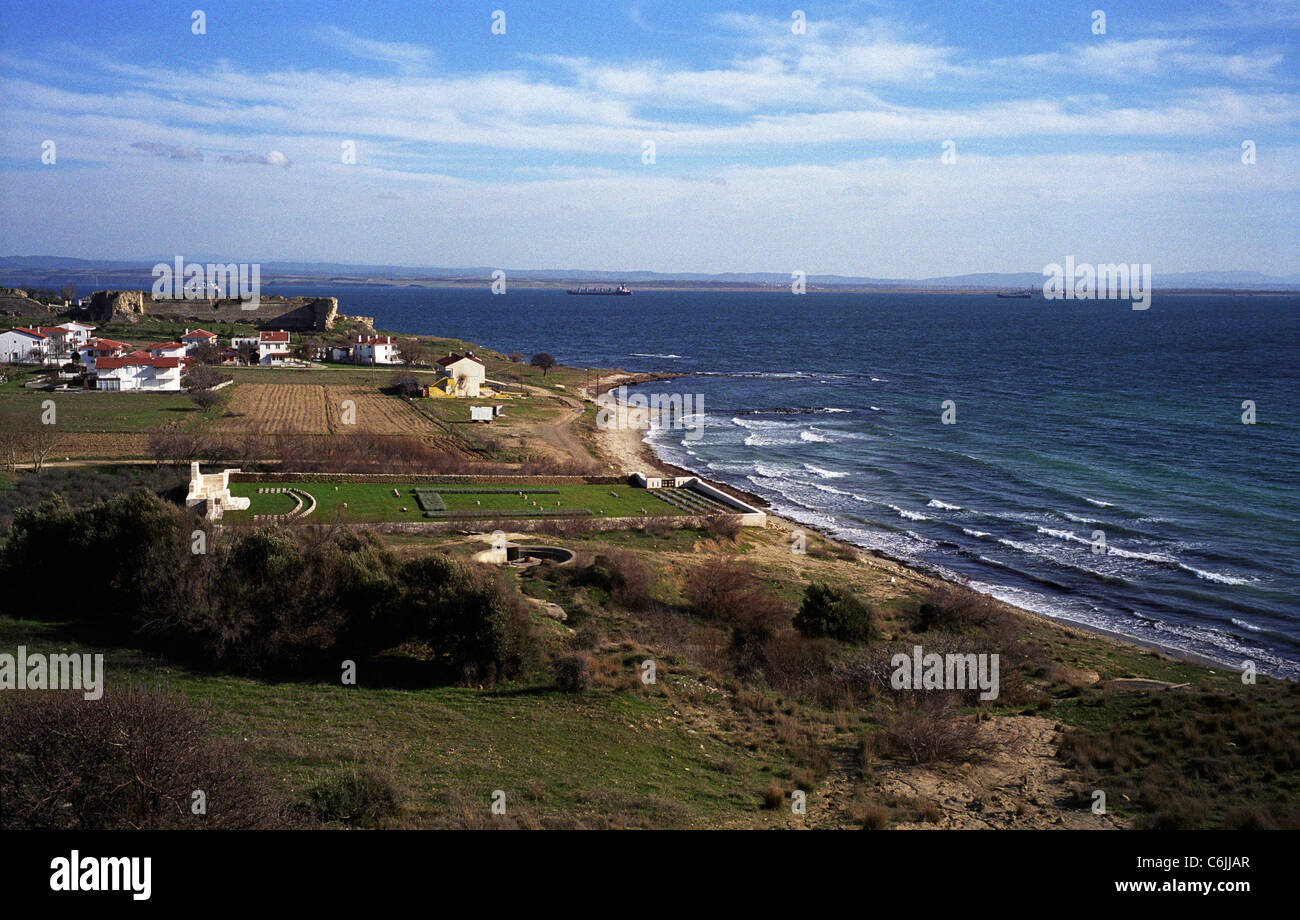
<box><xmin>85</xmin><ymin>290</ymin><xmax>345</xmax><ymax>331</ymax></box>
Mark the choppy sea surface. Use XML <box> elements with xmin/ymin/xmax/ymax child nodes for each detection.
<box><xmin>272</xmin><ymin>285</ymin><xmax>1300</xmax><ymax>677</ymax></box>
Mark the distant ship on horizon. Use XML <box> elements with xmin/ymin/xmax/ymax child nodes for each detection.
<box><xmin>996</xmin><ymin>288</ymin><xmax>1035</xmax><ymax>298</ymax></box>
<box><xmin>566</xmin><ymin>284</ymin><xmax>632</xmax><ymax>295</ymax></box>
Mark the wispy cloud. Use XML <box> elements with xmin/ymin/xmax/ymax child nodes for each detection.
<box><xmin>317</xmin><ymin>26</ymin><xmax>434</xmax><ymax>73</ymax></box>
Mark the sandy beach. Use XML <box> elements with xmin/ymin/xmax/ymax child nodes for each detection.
<box><xmin>580</xmin><ymin>374</ymin><xmax>1235</xmax><ymax>673</ymax></box>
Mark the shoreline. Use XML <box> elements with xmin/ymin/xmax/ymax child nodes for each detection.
<box><xmin>583</xmin><ymin>375</ymin><xmax>1246</xmax><ymax>677</ymax></box>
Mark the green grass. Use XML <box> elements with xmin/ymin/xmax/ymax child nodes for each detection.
<box><xmin>0</xmin><ymin>615</ymin><xmax>779</xmax><ymax>828</ymax></box>
<box><xmin>0</xmin><ymin>388</ymin><xmax>199</xmax><ymax>431</ymax></box>
<box><xmin>224</xmin><ymin>480</ymin><xmax>685</xmax><ymax>522</ymax></box>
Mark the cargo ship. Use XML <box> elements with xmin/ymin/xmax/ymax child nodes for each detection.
<box><xmin>566</xmin><ymin>284</ymin><xmax>632</xmax><ymax>295</ymax></box>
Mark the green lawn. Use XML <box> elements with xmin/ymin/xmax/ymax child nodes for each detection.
<box><xmin>224</xmin><ymin>480</ymin><xmax>686</xmax><ymax>522</ymax></box>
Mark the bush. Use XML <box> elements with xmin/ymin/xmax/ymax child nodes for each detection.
<box><xmin>0</xmin><ymin>687</ymin><xmax>297</xmax><ymax>829</ymax></box>
<box><xmin>190</xmin><ymin>388</ymin><xmax>223</xmax><ymax>411</ymax></box>
<box><xmin>794</xmin><ymin>582</ymin><xmax>878</xmax><ymax>642</ymax></box>
<box><xmin>0</xmin><ymin>491</ymin><xmax>537</xmax><ymax>685</ymax></box>
<box><xmin>305</xmin><ymin>766</ymin><xmax>400</xmax><ymax>827</ymax></box>
<box><xmin>761</xmin><ymin>780</ymin><xmax>786</xmax><ymax>810</ymax></box>
<box><xmin>589</xmin><ymin>549</ymin><xmax>653</xmax><ymax>608</ymax></box>
<box><xmin>184</xmin><ymin>364</ymin><xmax>226</xmax><ymax>390</ymax></box>
<box><xmin>554</xmin><ymin>654</ymin><xmax>594</xmax><ymax>692</ymax></box>
<box><xmin>881</xmin><ymin>696</ymin><xmax>985</xmax><ymax>765</ymax></box>
<box><xmin>683</xmin><ymin>559</ymin><xmax>764</xmax><ymax>623</ymax></box>
<box><xmin>913</xmin><ymin>587</ymin><xmax>998</xmax><ymax>633</ymax></box>
<box><xmin>703</xmin><ymin>514</ymin><xmax>742</xmax><ymax>541</ymax></box>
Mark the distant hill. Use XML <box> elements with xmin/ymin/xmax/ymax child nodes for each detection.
<box><xmin>1</xmin><ymin>256</ymin><xmax>1297</xmax><ymax>291</ymax></box>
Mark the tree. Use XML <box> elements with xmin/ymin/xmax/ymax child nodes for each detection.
<box><xmin>294</xmin><ymin>337</ymin><xmax>319</xmax><ymax>363</ymax></box>
<box><xmin>401</xmin><ymin>337</ymin><xmax>429</xmax><ymax>367</ymax></box>
<box><xmin>0</xmin><ymin>686</ymin><xmax>298</xmax><ymax>829</ymax></box>
<box><xmin>529</xmin><ymin>353</ymin><xmax>556</xmax><ymax>376</ymax></box>
<box><xmin>236</xmin><ymin>341</ymin><xmax>259</xmax><ymax>366</ymax></box>
<box><xmin>191</xmin><ymin>388</ymin><xmax>223</xmax><ymax>412</ymax></box>
<box><xmin>191</xmin><ymin>340</ymin><xmax>221</xmax><ymax>366</ymax></box>
<box><xmin>59</xmin><ymin>283</ymin><xmax>77</xmax><ymax>303</ymax></box>
<box><xmin>509</xmin><ymin>352</ymin><xmax>523</xmax><ymax>364</ymax></box>
<box><xmin>184</xmin><ymin>365</ymin><xmax>225</xmax><ymax>391</ymax></box>
<box><xmin>793</xmin><ymin>583</ymin><xmax>878</xmax><ymax>642</ymax></box>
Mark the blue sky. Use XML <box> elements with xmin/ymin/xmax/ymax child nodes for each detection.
<box><xmin>0</xmin><ymin>0</ymin><xmax>1296</xmax><ymax>275</ymax></box>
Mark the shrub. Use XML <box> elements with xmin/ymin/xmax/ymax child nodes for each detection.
<box><xmin>184</xmin><ymin>364</ymin><xmax>226</xmax><ymax>390</ymax></box>
<box><xmin>703</xmin><ymin>514</ymin><xmax>742</xmax><ymax>542</ymax></box>
<box><xmin>590</xmin><ymin>549</ymin><xmax>653</xmax><ymax>608</ymax></box>
<box><xmin>794</xmin><ymin>582</ymin><xmax>878</xmax><ymax>642</ymax></box>
<box><xmin>190</xmin><ymin>388</ymin><xmax>223</xmax><ymax>411</ymax></box>
<box><xmin>0</xmin><ymin>687</ymin><xmax>297</xmax><ymax>829</ymax></box>
<box><xmin>0</xmin><ymin>491</ymin><xmax>537</xmax><ymax>685</ymax></box>
<box><xmin>881</xmin><ymin>696</ymin><xmax>985</xmax><ymax>765</ymax></box>
<box><xmin>554</xmin><ymin>654</ymin><xmax>594</xmax><ymax>692</ymax></box>
<box><xmin>683</xmin><ymin>559</ymin><xmax>762</xmax><ymax>623</ymax></box>
<box><xmin>912</xmin><ymin>587</ymin><xmax>998</xmax><ymax>633</ymax></box>
<box><xmin>849</xmin><ymin>796</ymin><xmax>890</xmax><ymax>829</ymax></box>
<box><xmin>761</xmin><ymin>780</ymin><xmax>786</xmax><ymax>810</ymax></box>
<box><xmin>305</xmin><ymin>766</ymin><xmax>400</xmax><ymax>826</ymax></box>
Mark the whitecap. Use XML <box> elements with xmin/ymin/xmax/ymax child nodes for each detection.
<box><xmin>803</xmin><ymin>464</ymin><xmax>849</xmax><ymax>479</ymax></box>
<box><xmin>1179</xmin><ymin>564</ymin><xmax>1254</xmax><ymax>586</ymax></box>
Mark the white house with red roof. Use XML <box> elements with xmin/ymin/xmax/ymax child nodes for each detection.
<box><xmin>33</xmin><ymin>327</ymin><xmax>73</xmax><ymax>361</ymax></box>
<box><xmin>351</xmin><ymin>334</ymin><xmax>399</xmax><ymax>365</ymax></box>
<box><xmin>93</xmin><ymin>351</ymin><xmax>184</xmax><ymax>391</ymax></box>
<box><xmin>180</xmin><ymin>329</ymin><xmax>219</xmax><ymax>354</ymax></box>
<box><xmin>143</xmin><ymin>341</ymin><xmax>187</xmax><ymax>360</ymax></box>
<box><xmin>77</xmin><ymin>338</ymin><xmax>130</xmax><ymax>373</ymax></box>
<box><xmin>57</xmin><ymin>321</ymin><xmax>96</xmax><ymax>346</ymax></box>
<box><xmin>0</xmin><ymin>327</ymin><xmax>51</xmax><ymax>364</ymax></box>
<box><xmin>257</xmin><ymin>330</ymin><xmax>292</xmax><ymax>364</ymax></box>
<box><xmin>230</xmin><ymin>330</ymin><xmax>292</xmax><ymax>365</ymax></box>
<box><xmin>435</xmin><ymin>352</ymin><xmax>485</xmax><ymax>396</ymax></box>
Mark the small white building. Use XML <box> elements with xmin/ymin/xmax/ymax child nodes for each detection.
<box><xmin>94</xmin><ymin>351</ymin><xmax>184</xmax><ymax>391</ymax></box>
<box><xmin>0</xmin><ymin>327</ymin><xmax>50</xmax><ymax>364</ymax></box>
<box><xmin>435</xmin><ymin>352</ymin><xmax>486</xmax><ymax>396</ymax></box>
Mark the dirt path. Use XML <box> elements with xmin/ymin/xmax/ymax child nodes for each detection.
<box><xmin>486</xmin><ymin>377</ymin><xmax>598</xmax><ymax>469</ymax></box>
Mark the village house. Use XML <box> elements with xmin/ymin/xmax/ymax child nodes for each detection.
<box><xmin>351</xmin><ymin>334</ymin><xmax>399</xmax><ymax>365</ymax></box>
<box><xmin>142</xmin><ymin>341</ymin><xmax>187</xmax><ymax>360</ymax></box>
<box><xmin>325</xmin><ymin>335</ymin><xmax>400</xmax><ymax>365</ymax></box>
<box><xmin>180</xmin><ymin>329</ymin><xmax>219</xmax><ymax>354</ymax></box>
<box><xmin>230</xmin><ymin>330</ymin><xmax>293</xmax><ymax>365</ymax></box>
<box><xmin>435</xmin><ymin>352</ymin><xmax>486</xmax><ymax>396</ymax></box>
<box><xmin>77</xmin><ymin>338</ymin><xmax>130</xmax><ymax>373</ymax></box>
<box><xmin>257</xmin><ymin>330</ymin><xmax>292</xmax><ymax>364</ymax></box>
<box><xmin>56</xmin><ymin>321</ymin><xmax>96</xmax><ymax>346</ymax></box>
<box><xmin>93</xmin><ymin>352</ymin><xmax>184</xmax><ymax>391</ymax></box>
<box><xmin>33</xmin><ymin>327</ymin><xmax>73</xmax><ymax>362</ymax></box>
<box><xmin>0</xmin><ymin>327</ymin><xmax>50</xmax><ymax>364</ymax></box>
